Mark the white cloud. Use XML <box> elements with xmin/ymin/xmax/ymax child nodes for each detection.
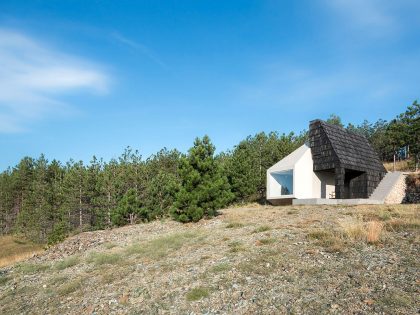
<box><xmin>0</xmin><ymin>28</ymin><xmax>109</xmax><ymax>133</ymax></box>
<box><xmin>111</xmin><ymin>31</ymin><xmax>166</xmax><ymax>68</ymax></box>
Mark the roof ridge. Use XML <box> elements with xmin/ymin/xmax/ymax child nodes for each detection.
<box><xmin>317</xmin><ymin>119</ymin><xmax>368</xmax><ymax>140</ymax></box>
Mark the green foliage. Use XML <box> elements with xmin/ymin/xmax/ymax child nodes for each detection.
<box><xmin>171</xmin><ymin>136</ymin><xmax>234</xmax><ymax>222</ymax></box>
<box><xmin>47</xmin><ymin>221</ymin><xmax>68</xmax><ymax>245</ymax></box>
<box><xmin>326</xmin><ymin>114</ymin><xmax>344</xmax><ymax>127</ymax></box>
<box><xmin>111</xmin><ymin>188</ymin><xmax>143</xmax><ymax>226</ymax></box>
<box><xmin>226</xmin><ymin>131</ymin><xmax>305</xmax><ymax>202</ymax></box>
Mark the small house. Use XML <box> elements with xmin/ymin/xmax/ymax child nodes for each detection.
<box><xmin>267</xmin><ymin>120</ymin><xmax>387</xmax><ymax>205</ymax></box>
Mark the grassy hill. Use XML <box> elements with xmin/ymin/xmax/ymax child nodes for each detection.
<box><xmin>0</xmin><ymin>204</ymin><xmax>419</xmax><ymax>314</ymax></box>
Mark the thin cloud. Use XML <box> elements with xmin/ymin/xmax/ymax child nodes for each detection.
<box><xmin>234</xmin><ymin>59</ymin><xmax>419</xmax><ymax>114</ymax></box>
<box><xmin>0</xmin><ymin>28</ymin><xmax>110</xmax><ymax>133</ymax></box>
<box><xmin>325</xmin><ymin>0</ymin><xmax>420</xmax><ymax>37</ymax></box>
<box><xmin>111</xmin><ymin>31</ymin><xmax>166</xmax><ymax>68</ymax></box>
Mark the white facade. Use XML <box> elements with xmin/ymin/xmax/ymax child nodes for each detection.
<box><xmin>266</xmin><ymin>144</ymin><xmax>335</xmax><ymax>201</ymax></box>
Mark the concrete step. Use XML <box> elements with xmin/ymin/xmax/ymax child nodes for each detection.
<box><xmin>369</xmin><ymin>172</ymin><xmax>403</xmax><ymax>201</ymax></box>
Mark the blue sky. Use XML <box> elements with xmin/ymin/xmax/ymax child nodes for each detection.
<box><xmin>0</xmin><ymin>0</ymin><xmax>419</xmax><ymax>170</ymax></box>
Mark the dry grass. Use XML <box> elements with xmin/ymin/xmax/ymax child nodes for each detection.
<box><xmin>258</xmin><ymin>238</ymin><xmax>276</xmax><ymax>245</ymax></box>
<box><xmin>252</xmin><ymin>225</ymin><xmax>271</xmax><ymax>233</ymax></box>
<box><xmin>307</xmin><ymin>229</ymin><xmax>344</xmax><ymax>252</ymax></box>
<box><xmin>366</xmin><ymin>221</ymin><xmax>384</xmax><ymax>244</ymax></box>
<box><xmin>228</xmin><ymin>241</ymin><xmax>245</xmax><ymax>253</ymax></box>
<box><xmin>226</xmin><ymin>222</ymin><xmax>244</xmax><ymax>229</ymax></box>
<box><xmin>0</xmin><ymin>235</ymin><xmax>44</xmax><ymax>268</ymax></box>
<box><xmin>383</xmin><ymin>160</ymin><xmax>411</xmax><ymax>172</ymax></box>
<box><xmin>57</xmin><ymin>279</ymin><xmax>83</xmax><ymax>296</ymax></box>
<box><xmin>339</xmin><ymin>218</ymin><xmax>367</xmax><ymax>241</ymax></box>
<box><xmin>339</xmin><ymin>218</ymin><xmax>384</xmax><ymax>244</ymax></box>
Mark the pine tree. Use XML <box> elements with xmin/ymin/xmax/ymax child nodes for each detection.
<box><xmin>171</xmin><ymin>136</ymin><xmax>233</xmax><ymax>222</ymax></box>
<box><xmin>111</xmin><ymin>188</ymin><xmax>143</xmax><ymax>226</ymax></box>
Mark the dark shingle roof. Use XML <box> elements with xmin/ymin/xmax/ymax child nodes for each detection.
<box><xmin>309</xmin><ymin>120</ymin><xmax>386</xmax><ymax>173</ymax></box>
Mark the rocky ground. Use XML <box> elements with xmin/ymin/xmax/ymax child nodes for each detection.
<box><xmin>0</xmin><ymin>204</ymin><xmax>419</xmax><ymax>315</ymax></box>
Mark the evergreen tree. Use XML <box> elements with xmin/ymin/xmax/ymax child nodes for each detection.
<box><xmin>227</xmin><ymin>131</ymin><xmax>304</xmax><ymax>202</ymax></box>
<box><xmin>111</xmin><ymin>188</ymin><xmax>143</xmax><ymax>226</ymax></box>
<box><xmin>171</xmin><ymin>136</ymin><xmax>233</xmax><ymax>222</ymax></box>
<box><xmin>400</xmin><ymin>100</ymin><xmax>420</xmax><ymax>170</ymax></box>
<box><xmin>326</xmin><ymin>114</ymin><xmax>344</xmax><ymax>127</ymax></box>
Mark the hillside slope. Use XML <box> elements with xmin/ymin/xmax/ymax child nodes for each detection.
<box><xmin>1</xmin><ymin>204</ymin><xmax>419</xmax><ymax>314</ymax></box>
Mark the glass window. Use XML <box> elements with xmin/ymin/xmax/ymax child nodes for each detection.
<box><xmin>272</xmin><ymin>170</ymin><xmax>293</xmax><ymax>195</ymax></box>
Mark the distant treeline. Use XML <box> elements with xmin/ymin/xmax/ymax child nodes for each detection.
<box><xmin>0</xmin><ymin>101</ymin><xmax>418</xmax><ymax>244</ymax></box>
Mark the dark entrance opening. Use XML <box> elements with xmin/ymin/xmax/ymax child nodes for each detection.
<box><xmin>344</xmin><ymin>169</ymin><xmax>366</xmax><ymax>198</ymax></box>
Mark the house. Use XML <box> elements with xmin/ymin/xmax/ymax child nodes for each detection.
<box><xmin>267</xmin><ymin>119</ymin><xmax>387</xmax><ymax>205</ymax></box>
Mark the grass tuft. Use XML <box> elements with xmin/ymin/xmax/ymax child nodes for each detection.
<box><xmin>104</xmin><ymin>242</ymin><xmax>117</xmax><ymax>249</ymax></box>
<box><xmin>385</xmin><ymin>219</ymin><xmax>420</xmax><ymax>232</ymax></box>
<box><xmin>228</xmin><ymin>241</ymin><xmax>245</xmax><ymax>253</ymax></box>
<box><xmin>17</xmin><ymin>262</ymin><xmax>50</xmax><ymax>274</ymax></box>
<box><xmin>258</xmin><ymin>238</ymin><xmax>276</xmax><ymax>245</ymax></box>
<box><xmin>211</xmin><ymin>262</ymin><xmax>231</xmax><ymax>273</ymax></box>
<box><xmin>186</xmin><ymin>287</ymin><xmax>210</xmax><ymax>301</ymax></box>
<box><xmin>87</xmin><ymin>252</ymin><xmax>121</xmax><ymax>266</ymax></box>
<box><xmin>339</xmin><ymin>218</ymin><xmax>384</xmax><ymax>244</ymax></box>
<box><xmin>366</xmin><ymin>221</ymin><xmax>384</xmax><ymax>244</ymax></box>
<box><xmin>125</xmin><ymin>231</ymin><xmax>202</xmax><ymax>260</ymax></box>
<box><xmin>307</xmin><ymin>229</ymin><xmax>344</xmax><ymax>252</ymax></box>
<box><xmin>0</xmin><ymin>275</ymin><xmax>10</xmax><ymax>286</ymax></box>
<box><xmin>252</xmin><ymin>225</ymin><xmax>271</xmax><ymax>233</ymax></box>
<box><xmin>226</xmin><ymin>222</ymin><xmax>244</xmax><ymax>229</ymax></box>
<box><xmin>55</xmin><ymin>256</ymin><xmax>80</xmax><ymax>270</ymax></box>
<box><xmin>58</xmin><ymin>279</ymin><xmax>83</xmax><ymax>296</ymax></box>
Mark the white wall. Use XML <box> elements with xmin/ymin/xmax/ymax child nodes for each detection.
<box><xmin>267</xmin><ymin>144</ymin><xmax>336</xmax><ymax>200</ymax></box>
<box><xmin>293</xmin><ymin>148</ymin><xmax>315</xmax><ymax>199</ymax></box>
<box><xmin>313</xmin><ymin>171</ymin><xmax>335</xmax><ymax>199</ymax></box>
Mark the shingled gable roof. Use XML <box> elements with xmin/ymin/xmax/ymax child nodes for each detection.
<box><xmin>309</xmin><ymin>120</ymin><xmax>386</xmax><ymax>173</ymax></box>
